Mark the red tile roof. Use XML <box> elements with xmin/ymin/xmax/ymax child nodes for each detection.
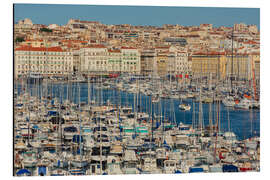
<box><xmin>108</xmin><ymin>49</ymin><xmax>121</xmax><ymax>53</ymax></box>
<box><xmin>121</xmin><ymin>46</ymin><xmax>137</xmax><ymax>49</ymax></box>
<box><xmin>243</xmin><ymin>40</ymin><xmax>259</xmax><ymax>45</ymax></box>
<box><xmin>25</xmin><ymin>39</ymin><xmax>43</xmax><ymax>42</ymax></box>
<box><xmin>62</xmin><ymin>40</ymin><xmax>88</xmax><ymax>44</ymax></box>
<box><xmin>84</xmin><ymin>44</ymin><xmax>106</xmax><ymax>48</ymax></box>
<box><xmin>155</xmin><ymin>46</ymin><xmax>170</xmax><ymax>49</ymax></box>
<box><xmin>74</xmin><ymin>20</ymin><xmax>99</xmax><ymax>24</ymax></box>
<box><xmin>200</xmin><ymin>24</ymin><xmax>211</xmax><ymax>26</ymax></box>
<box><xmin>15</xmin><ymin>46</ymin><xmax>63</xmax><ymax>52</ymax></box>
<box><xmin>193</xmin><ymin>51</ymin><xmax>225</xmax><ymax>56</ymax></box>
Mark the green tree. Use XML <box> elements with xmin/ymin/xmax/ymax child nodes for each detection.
<box><xmin>40</xmin><ymin>28</ymin><xmax>52</xmax><ymax>33</ymax></box>
<box><xmin>15</xmin><ymin>37</ymin><xmax>24</xmax><ymax>43</ymax></box>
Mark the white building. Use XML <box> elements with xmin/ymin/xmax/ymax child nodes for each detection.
<box><xmin>18</xmin><ymin>18</ymin><xmax>33</xmax><ymax>27</ymax></box>
<box><xmin>48</xmin><ymin>24</ymin><xmax>59</xmax><ymax>30</ymax></box>
<box><xmin>107</xmin><ymin>49</ymin><xmax>122</xmax><ymax>72</ymax></box>
<box><xmin>248</xmin><ymin>25</ymin><xmax>258</xmax><ymax>34</ymax></box>
<box><xmin>234</xmin><ymin>23</ymin><xmax>248</xmax><ymax>32</ymax></box>
<box><xmin>174</xmin><ymin>51</ymin><xmax>190</xmax><ymax>75</ymax></box>
<box><xmin>14</xmin><ymin>46</ymin><xmax>73</xmax><ymax>78</ymax></box>
<box><xmin>121</xmin><ymin>47</ymin><xmax>141</xmax><ymax>74</ymax></box>
<box><xmin>80</xmin><ymin>44</ymin><xmax>108</xmax><ymax>73</ymax></box>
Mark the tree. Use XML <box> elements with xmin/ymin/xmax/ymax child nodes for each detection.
<box><xmin>15</xmin><ymin>37</ymin><xmax>24</xmax><ymax>43</ymax></box>
<box><xmin>40</xmin><ymin>28</ymin><xmax>52</xmax><ymax>33</ymax></box>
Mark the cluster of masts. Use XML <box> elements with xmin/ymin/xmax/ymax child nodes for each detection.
<box><xmin>14</xmin><ymin>73</ymin><xmax>260</xmax><ymax>176</ymax></box>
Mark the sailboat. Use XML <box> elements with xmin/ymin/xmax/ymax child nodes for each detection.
<box><xmin>178</xmin><ymin>74</ymin><xmax>191</xmax><ymax>111</ymax></box>
<box><xmin>151</xmin><ymin>94</ymin><xmax>160</xmax><ymax>103</ymax></box>
<box><xmin>70</xmin><ymin>78</ymin><xmax>89</xmax><ymax>169</ymax></box>
<box><xmin>179</xmin><ymin>104</ymin><xmax>191</xmax><ymax>111</ymax></box>
<box><xmin>222</xmin><ymin>96</ymin><xmax>235</xmax><ymax>107</ymax></box>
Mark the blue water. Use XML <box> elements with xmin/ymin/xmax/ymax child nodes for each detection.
<box><xmin>15</xmin><ymin>82</ymin><xmax>260</xmax><ymax>140</ymax></box>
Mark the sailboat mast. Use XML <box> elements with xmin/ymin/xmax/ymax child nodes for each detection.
<box><xmin>218</xmin><ymin>101</ymin><xmax>221</xmax><ymax>134</ymax></box>
<box><xmin>198</xmin><ymin>87</ymin><xmax>204</xmax><ymax>134</ymax></box>
<box><xmin>78</xmin><ymin>79</ymin><xmax>82</xmax><ymax>159</ymax></box>
<box><xmin>209</xmin><ymin>102</ymin><xmax>213</xmax><ymax>135</ymax></box>
<box><xmin>192</xmin><ymin>101</ymin><xmax>195</xmax><ymax>130</ymax></box>
<box><xmin>213</xmin><ymin>100</ymin><xmax>219</xmax><ymax>163</ymax></box>
<box><xmin>88</xmin><ymin>72</ymin><xmax>91</xmax><ymax>106</ymax></box>
<box><xmin>231</xmin><ymin>28</ymin><xmax>234</xmax><ymax>91</ymax></box>
<box><xmin>99</xmin><ymin>111</ymin><xmax>102</xmax><ymax>174</ymax></box>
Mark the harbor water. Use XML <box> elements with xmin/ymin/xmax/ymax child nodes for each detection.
<box><xmin>15</xmin><ymin>81</ymin><xmax>260</xmax><ymax>141</ymax></box>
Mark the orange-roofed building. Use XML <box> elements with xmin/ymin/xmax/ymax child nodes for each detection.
<box><xmin>14</xmin><ymin>46</ymin><xmax>73</xmax><ymax>78</ymax></box>
<box><xmin>20</xmin><ymin>39</ymin><xmax>46</xmax><ymax>48</ymax></box>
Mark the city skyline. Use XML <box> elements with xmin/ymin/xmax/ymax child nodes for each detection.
<box><xmin>14</xmin><ymin>4</ymin><xmax>260</xmax><ymax>28</ymax></box>
<box><xmin>13</xmin><ymin>3</ymin><xmax>260</xmax><ymax>176</ymax></box>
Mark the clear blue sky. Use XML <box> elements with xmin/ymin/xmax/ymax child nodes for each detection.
<box><xmin>14</xmin><ymin>4</ymin><xmax>260</xmax><ymax>28</ymax></box>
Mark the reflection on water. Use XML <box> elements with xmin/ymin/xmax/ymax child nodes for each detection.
<box><xmin>15</xmin><ymin>82</ymin><xmax>260</xmax><ymax>140</ymax></box>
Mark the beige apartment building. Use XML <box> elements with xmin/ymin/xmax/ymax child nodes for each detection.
<box><xmin>191</xmin><ymin>52</ymin><xmax>226</xmax><ymax>79</ymax></box>
<box><xmin>174</xmin><ymin>51</ymin><xmax>191</xmax><ymax>75</ymax></box>
<box><xmin>79</xmin><ymin>44</ymin><xmax>108</xmax><ymax>74</ymax></box>
<box><xmin>225</xmin><ymin>54</ymin><xmax>250</xmax><ymax>80</ymax></box>
<box><xmin>14</xmin><ymin>46</ymin><xmax>73</xmax><ymax>78</ymax></box>
<box><xmin>156</xmin><ymin>52</ymin><xmax>169</xmax><ymax>77</ymax></box>
<box><xmin>250</xmin><ymin>53</ymin><xmax>260</xmax><ymax>80</ymax></box>
<box><xmin>121</xmin><ymin>47</ymin><xmax>141</xmax><ymax>74</ymax></box>
<box><xmin>107</xmin><ymin>49</ymin><xmax>122</xmax><ymax>72</ymax></box>
<box><xmin>191</xmin><ymin>51</ymin><xmax>254</xmax><ymax>80</ymax></box>
<box><xmin>78</xmin><ymin>45</ymin><xmax>140</xmax><ymax>75</ymax></box>
<box><xmin>140</xmin><ymin>49</ymin><xmax>156</xmax><ymax>76</ymax></box>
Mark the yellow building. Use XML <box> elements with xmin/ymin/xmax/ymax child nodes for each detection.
<box><xmin>225</xmin><ymin>54</ymin><xmax>250</xmax><ymax>80</ymax></box>
<box><xmin>156</xmin><ymin>52</ymin><xmax>169</xmax><ymax>77</ymax></box>
<box><xmin>249</xmin><ymin>53</ymin><xmax>260</xmax><ymax>80</ymax></box>
<box><xmin>191</xmin><ymin>52</ymin><xmax>226</xmax><ymax>79</ymax></box>
<box><xmin>191</xmin><ymin>52</ymin><xmax>253</xmax><ymax>80</ymax></box>
<box><xmin>21</xmin><ymin>39</ymin><xmax>45</xmax><ymax>47</ymax></box>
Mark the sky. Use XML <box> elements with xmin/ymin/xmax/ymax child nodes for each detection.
<box><xmin>14</xmin><ymin>4</ymin><xmax>260</xmax><ymax>28</ymax></box>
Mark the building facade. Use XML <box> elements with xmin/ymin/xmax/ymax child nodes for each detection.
<box><xmin>191</xmin><ymin>52</ymin><xmax>226</xmax><ymax>79</ymax></box>
<box><xmin>107</xmin><ymin>49</ymin><xmax>122</xmax><ymax>72</ymax></box>
<box><xmin>80</xmin><ymin>45</ymin><xmax>108</xmax><ymax>74</ymax></box>
<box><xmin>156</xmin><ymin>52</ymin><xmax>169</xmax><ymax>77</ymax></box>
<box><xmin>121</xmin><ymin>47</ymin><xmax>141</xmax><ymax>74</ymax></box>
<box><xmin>14</xmin><ymin>46</ymin><xmax>73</xmax><ymax>78</ymax></box>
<box><xmin>174</xmin><ymin>51</ymin><xmax>190</xmax><ymax>75</ymax></box>
<box><xmin>225</xmin><ymin>54</ymin><xmax>250</xmax><ymax>80</ymax></box>
<box><xmin>140</xmin><ymin>49</ymin><xmax>156</xmax><ymax>76</ymax></box>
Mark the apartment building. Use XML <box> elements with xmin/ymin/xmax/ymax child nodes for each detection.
<box><xmin>191</xmin><ymin>52</ymin><xmax>226</xmax><ymax>79</ymax></box>
<box><xmin>107</xmin><ymin>49</ymin><xmax>122</xmax><ymax>72</ymax></box>
<box><xmin>140</xmin><ymin>49</ymin><xmax>156</xmax><ymax>76</ymax></box>
<box><xmin>80</xmin><ymin>44</ymin><xmax>108</xmax><ymax>73</ymax></box>
<box><xmin>121</xmin><ymin>47</ymin><xmax>141</xmax><ymax>74</ymax></box>
<box><xmin>174</xmin><ymin>51</ymin><xmax>190</xmax><ymax>75</ymax></box>
<box><xmin>225</xmin><ymin>54</ymin><xmax>251</xmax><ymax>80</ymax></box>
<box><xmin>14</xmin><ymin>46</ymin><xmax>73</xmax><ymax>78</ymax></box>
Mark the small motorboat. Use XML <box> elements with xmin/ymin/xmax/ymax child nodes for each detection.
<box><xmin>179</xmin><ymin>104</ymin><xmax>191</xmax><ymax>111</ymax></box>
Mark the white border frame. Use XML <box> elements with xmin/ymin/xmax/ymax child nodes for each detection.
<box><xmin>1</xmin><ymin>0</ymin><xmax>269</xmax><ymax>180</ymax></box>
